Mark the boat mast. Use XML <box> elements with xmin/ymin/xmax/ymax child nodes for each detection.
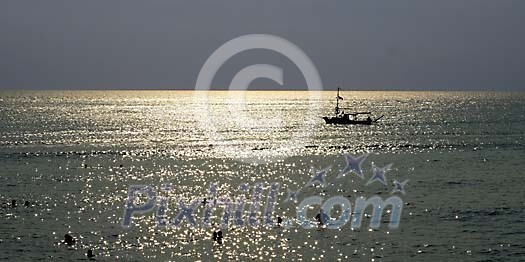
<box><xmin>335</xmin><ymin>86</ymin><xmax>340</xmax><ymax>114</ymax></box>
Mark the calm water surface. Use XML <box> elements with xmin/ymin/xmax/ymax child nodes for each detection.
<box><xmin>0</xmin><ymin>91</ymin><xmax>524</xmax><ymax>261</ymax></box>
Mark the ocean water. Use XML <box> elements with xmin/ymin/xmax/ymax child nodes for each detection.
<box><xmin>0</xmin><ymin>90</ymin><xmax>524</xmax><ymax>261</ymax></box>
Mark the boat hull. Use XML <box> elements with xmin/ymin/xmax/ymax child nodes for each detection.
<box><xmin>323</xmin><ymin>116</ymin><xmax>372</xmax><ymax>125</ymax></box>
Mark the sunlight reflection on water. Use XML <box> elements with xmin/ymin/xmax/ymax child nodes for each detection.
<box><xmin>0</xmin><ymin>91</ymin><xmax>524</xmax><ymax>260</ymax></box>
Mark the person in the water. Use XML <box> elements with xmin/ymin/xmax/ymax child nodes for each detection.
<box><xmin>216</xmin><ymin>230</ymin><xmax>223</xmax><ymax>245</ymax></box>
<box><xmin>277</xmin><ymin>216</ymin><xmax>283</xmax><ymax>227</ymax></box>
<box><xmin>315</xmin><ymin>213</ymin><xmax>323</xmax><ymax>226</ymax></box>
<box><xmin>212</xmin><ymin>230</ymin><xmax>223</xmax><ymax>245</ymax></box>
<box><xmin>64</xmin><ymin>234</ymin><xmax>75</xmax><ymax>246</ymax></box>
<box><xmin>316</xmin><ymin>210</ymin><xmax>331</xmax><ymax>228</ymax></box>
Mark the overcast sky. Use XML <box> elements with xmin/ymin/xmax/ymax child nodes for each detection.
<box><xmin>1</xmin><ymin>0</ymin><xmax>524</xmax><ymax>90</ymax></box>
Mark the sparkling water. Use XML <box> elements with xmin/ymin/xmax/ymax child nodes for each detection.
<box><xmin>1</xmin><ymin>91</ymin><xmax>524</xmax><ymax>260</ymax></box>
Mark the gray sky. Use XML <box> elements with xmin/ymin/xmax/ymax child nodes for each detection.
<box><xmin>1</xmin><ymin>0</ymin><xmax>524</xmax><ymax>91</ymax></box>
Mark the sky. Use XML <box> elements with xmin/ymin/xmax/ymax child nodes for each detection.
<box><xmin>1</xmin><ymin>0</ymin><xmax>524</xmax><ymax>91</ymax></box>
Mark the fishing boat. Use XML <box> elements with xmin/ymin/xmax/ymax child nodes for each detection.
<box><xmin>322</xmin><ymin>87</ymin><xmax>384</xmax><ymax>125</ymax></box>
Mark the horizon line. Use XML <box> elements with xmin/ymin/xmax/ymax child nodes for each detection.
<box><xmin>0</xmin><ymin>88</ymin><xmax>523</xmax><ymax>92</ymax></box>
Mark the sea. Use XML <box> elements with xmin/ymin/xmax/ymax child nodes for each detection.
<box><xmin>0</xmin><ymin>90</ymin><xmax>524</xmax><ymax>261</ymax></box>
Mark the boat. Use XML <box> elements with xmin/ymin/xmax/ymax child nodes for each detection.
<box><xmin>322</xmin><ymin>87</ymin><xmax>384</xmax><ymax>125</ymax></box>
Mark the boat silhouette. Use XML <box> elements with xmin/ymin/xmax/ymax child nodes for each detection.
<box><xmin>322</xmin><ymin>87</ymin><xmax>384</xmax><ymax>125</ymax></box>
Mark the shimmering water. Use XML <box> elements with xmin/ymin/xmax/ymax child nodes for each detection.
<box><xmin>0</xmin><ymin>91</ymin><xmax>524</xmax><ymax>261</ymax></box>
